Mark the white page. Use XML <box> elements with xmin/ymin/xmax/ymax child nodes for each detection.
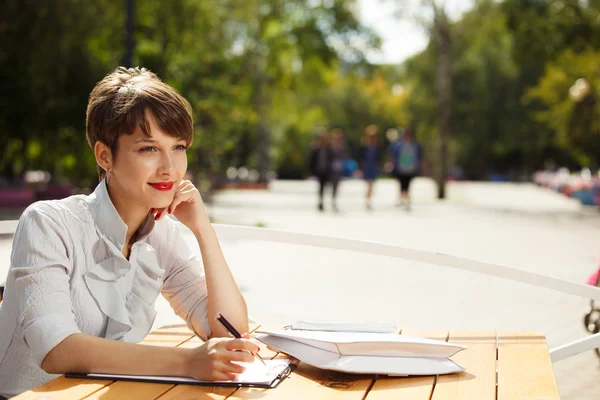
<box><xmin>290</xmin><ymin>320</ymin><xmax>399</xmax><ymax>333</ymax></box>
<box><xmin>80</xmin><ymin>358</ymin><xmax>290</xmax><ymax>385</ymax></box>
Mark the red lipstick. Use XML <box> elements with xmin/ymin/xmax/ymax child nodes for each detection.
<box><xmin>148</xmin><ymin>182</ymin><xmax>174</xmax><ymax>191</ymax></box>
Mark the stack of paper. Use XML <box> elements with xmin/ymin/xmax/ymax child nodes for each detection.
<box><xmin>255</xmin><ymin>323</ymin><xmax>466</xmax><ymax>376</ymax></box>
<box><xmin>289</xmin><ymin>320</ymin><xmax>400</xmax><ymax>333</ymax></box>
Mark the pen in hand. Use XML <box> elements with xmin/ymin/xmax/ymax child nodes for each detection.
<box><xmin>215</xmin><ymin>312</ymin><xmax>267</xmax><ymax>367</ymax></box>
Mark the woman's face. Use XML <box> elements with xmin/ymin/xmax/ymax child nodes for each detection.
<box><xmin>109</xmin><ymin>113</ymin><xmax>188</xmax><ymax>210</ymax></box>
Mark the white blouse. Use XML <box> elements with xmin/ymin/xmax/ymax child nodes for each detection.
<box><xmin>0</xmin><ymin>180</ymin><xmax>211</xmax><ymax>398</ymax></box>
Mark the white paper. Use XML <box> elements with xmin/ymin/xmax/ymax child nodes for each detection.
<box><xmin>81</xmin><ymin>358</ymin><xmax>290</xmax><ymax>385</ymax></box>
<box><xmin>290</xmin><ymin>320</ymin><xmax>399</xmax><ymax>334</ymax></box>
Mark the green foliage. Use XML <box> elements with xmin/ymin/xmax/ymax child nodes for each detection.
<box><xmin>402</xmin><ymin>0</ymin><xmax>600</xmax><ymax>179</ymax></box>
<box><xmin>525</xmin><ymin>49</ymin><xmax>600</xmax><ymax>167</ymax></box>
<box><xmin>2</xmin><ymin>0</ymin><xmax>599</xmax><ymax>187</ymax></box>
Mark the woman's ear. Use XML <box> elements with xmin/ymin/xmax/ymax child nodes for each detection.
<box><xmin>94</xmin><ymin>141</ymin><xmax>113</xmax><ymax>172</ymax></box>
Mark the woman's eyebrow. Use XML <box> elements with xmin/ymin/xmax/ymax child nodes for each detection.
<box><xmin>134</xmin><ymin>138</ymin><xmax>157</xmax><ymax>144</ymax></box>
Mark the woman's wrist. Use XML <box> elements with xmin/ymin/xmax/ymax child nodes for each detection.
<box><xmin>177</xmin><ymin>347</ymin><xmax>194</xmax><ymax>378</ymax></box>
<box><xmin>190</xmin><ymin>214</ymin><xmax>213</xmax><ymax>239</ymax></box>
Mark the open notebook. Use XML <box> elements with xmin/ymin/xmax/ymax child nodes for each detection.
<box><xmin>256</xmin><ymin>327</ymin><xmax>466</xmax><ymax>376</ymax></box>
<box><xmin>66</xmin><ymin>358</ymin><xmax>293</xmax><ymax>389</ymax></box>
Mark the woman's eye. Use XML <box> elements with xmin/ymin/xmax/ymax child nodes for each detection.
<box><xmin>174</xmin><ymin>144</ymin><xmax>187</xmax><ymax>151</ymax></box>
<box><xmin>140</xmin><ymin>146</ymin><xmax>157</xmax><ymax>153</ymax></box>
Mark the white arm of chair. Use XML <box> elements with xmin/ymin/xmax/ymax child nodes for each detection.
<box><xmin>550</xmin><ymin>332</ymin><xmax>600</xmax><ymax>362</ymax></box>
<box><xmin>214</xmin><ymin>224</ymin><xmax>600</xmax><ymax>302</ymax></box>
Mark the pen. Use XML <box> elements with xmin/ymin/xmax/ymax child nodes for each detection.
<box><xmin>215</xmin><ymin>312</ymin><xmax>267</xmax><ymax>367</ymax></box>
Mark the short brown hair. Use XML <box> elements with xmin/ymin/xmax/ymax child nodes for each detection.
<box><xmin>86</xmin><ymin>67</ymin><xmax>194</xmax><ymax>179</ymax></box>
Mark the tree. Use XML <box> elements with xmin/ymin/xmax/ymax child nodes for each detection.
<box><xmin>0</xmin><ymin>0</ymin><xmax>384</xmax><ymax>189</ymax></box>
<box><xmin>390</xmin><ymin>0</ymin><xmax>453</xmax><ymax>198</ymax></box>
<box><xmin>525</xmin><ymin>49</ymin><xmax>600</xmax><ymax>168</ymax></box>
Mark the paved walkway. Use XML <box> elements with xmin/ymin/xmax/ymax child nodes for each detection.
<box><xmin>1</xmin><ymin>179</ymin><xmax>599</xmax><ymax>399</ymax></box>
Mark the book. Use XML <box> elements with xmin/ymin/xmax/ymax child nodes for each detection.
<box><xmin>256</xmin><ymin>334</ymin><xmax>464</xmax><ymax>376</ymax></box>
<box><xmin>255</xmin><ymin>328</ymin><xmax>466</xmax><ymax>376</ymax></box>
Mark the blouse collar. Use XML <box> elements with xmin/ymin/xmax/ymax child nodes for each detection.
<box><xmin>87</xmin><ymin>179</ymin><xmax>155</xmax><ymax>252</ymax></box>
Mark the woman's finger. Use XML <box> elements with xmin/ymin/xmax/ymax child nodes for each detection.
<box><xmin>152</xmin><ymin>207</ymin><xmax>165</xmax><ymax>220</ymax></box>
<box><xmin>224</xmin><ymin>349</ymin><xmax>254</xmax><ymax>364</ymax></box>
<box><xmin>223</xmin><ymin>339</ymin><xmax>260</xmax><ymax>354</ymax></box>
<box><xmin>169</xmin><ymin>189</ymin><xmax>198</xmax><ymax>214</ymax></box>
<box><xmin>168</xmin><ymin>191</ymin><xmax>190</xmax><ymax>214</ymax></box>
<box><xmin>216</xmin><ymin>359</ymin><xmax>245</xmax><ymax>374</ymax></box>
<box><xmin>155</xmin><ymin>207</ymin><xmax>168</xmax><ymax>220</ymax></box>
<box><xmin>213</xmin><ymin>370</ymin><xmax>238</xmax><ymax>381</ymax></box>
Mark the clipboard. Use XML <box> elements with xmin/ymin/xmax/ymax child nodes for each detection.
<box><xmin>65</xmin><ymin>361</ymin><xmax>295</xmax><ymax>389</ymax></box>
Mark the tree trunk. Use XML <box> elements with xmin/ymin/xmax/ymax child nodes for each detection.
<box><xmin>434</xmin><ymin>8</ymin><xmax>451</xmax><ymax>199</ymax></box>
<box><xmin>253</xmin><ymin>58</ymin><xmax>270</xmax><ymax>184</ymax></box>
<box><xmin>257</xmin><ymin>109</ymin><xmax>270</xmax><ymax>183</ymax></box>
<box><xmin>124</xmin><ymin>0</ymin><xmax>134</xmax><ymax>67</ymax></box>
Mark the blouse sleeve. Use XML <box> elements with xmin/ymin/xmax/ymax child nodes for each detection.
<box><xmin>159</xmin><ymin>220</ymin><xmax>211</xmax><ymax>339</ymax></box>
<box><xmin>11</xmin><ymin>203</ymin><xmax>81</xmax><ymax>367</ymax></box>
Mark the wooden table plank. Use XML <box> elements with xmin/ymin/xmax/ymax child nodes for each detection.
<box><xmin>11</xmin><ymin>378</ymin><xmax>112</xmax><ymax>400</ymax></box>
<box><xmin>367</xmin><ymin>376</ymin><xmax>435</xmax><ymax>400</ymax></box>
<box><xmin>431</xmin><ymin>331</ymin><xmax>496</xmax><ymax>400</ymax></box>
<box><xmin>84</xmin><ymin>382</ymin><xmax>173</xmax><ymax>399</ymax></box>
<box><xmin>159</xmin><ymin>385</ymin><xmax>237</xmax><ymax>400</ymax></box>
<box><xmin>365</xmin><ymin>330</ymin><xmax>446</xmax><ymax>400</ymax></box>
<box><xmin>497</xmin><ymin>331</ymin><xmax>560</xmax><ymax>400</ymax></box>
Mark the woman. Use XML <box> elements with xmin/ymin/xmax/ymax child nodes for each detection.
<box><xmin>390</xmin><ymin>126</ymin><xmax>423</xmax><ymax>210</ymax></box>
<box><xmin>329</xmin><ymin>128</ymin><xmax>348</xmax><ymax>212</ymax></box>
<box><xmin>309</xmin><ymin>130</ymin><xmax>333</xmax><ymax>211</ymax></box>
<box><xmin>0</xmin><ymin>67</ymin><xmax>257</xmax><ymax>398</ymax></box>
<box><xmin>359</xmin><ymin>125</ymin><xmax>380</xmax><ymax>210</ymax></box>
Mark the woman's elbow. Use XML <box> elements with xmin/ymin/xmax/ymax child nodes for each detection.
<box><xmin>41</xmin><ymin>348</ymin><xmax>63</xmax><ymax>374</ymax></box>
<box><xmin>40</xmin><ymin>334</ymin><xmax>80</xmax><ymax>374</ymax></box>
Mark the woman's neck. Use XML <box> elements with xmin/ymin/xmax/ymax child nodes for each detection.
<box><xmin>106</xmin><ymin>183</ymin><xmax>149</xmax><ymax>244</ymax></box>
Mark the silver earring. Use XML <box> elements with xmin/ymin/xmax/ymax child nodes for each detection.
<box><xmin>106</xmin><ymin>169</ymin><xmax>112</xmax><ymax>184</ymax></box>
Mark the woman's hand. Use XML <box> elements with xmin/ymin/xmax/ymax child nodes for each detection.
<box><xmin>152</xmin><ymin>180</ymin><xmax>207</xmax><ymax>232</ymax></box>
<box><xmin>185</xmin><ymin>336</ymin><xmax>260</xmax><ymax>381</ymax></box>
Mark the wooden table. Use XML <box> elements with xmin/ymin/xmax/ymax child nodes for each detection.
<box><xmin>14</xmin><ymin>323</ymin><xmax>561</xmax><ymax>399</ymax></box>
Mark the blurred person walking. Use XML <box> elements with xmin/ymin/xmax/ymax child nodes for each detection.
<box><xmin>359</xmin><ymin>125</ymin><xmax>380</xmax><ymax>210</ymax></box>
<box><xmin>329</xmin><ymin>128</ymin><xmax>348</xmax><ymax>212</ymax></box>
<box><xmin>389</xmin><ymin>125</ymin><xmax>423</xmax><ymax>210</ymax></box>
<box><xmin>309</xmin><ymin>131</ymin><xmax>334</xmax><ymax>211</ymax></box>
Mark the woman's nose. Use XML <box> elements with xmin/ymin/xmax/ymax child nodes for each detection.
<box><xmin>158</xmin><ymin>154</ymin><xmax>176</xmax><ymax>175</ymax></box>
